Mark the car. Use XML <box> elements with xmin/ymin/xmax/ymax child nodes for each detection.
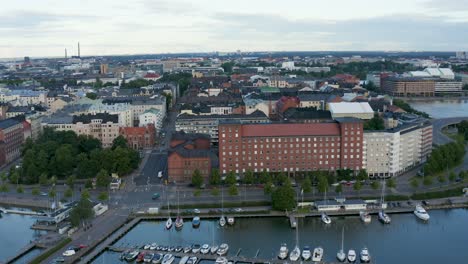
<box><xmin>331</xmin><ymin>182</ymin><xmax>340</xmax><ymax>187</ymax></box>
<box><xmin>152</xmin><ymin>193</ymin><xmax>160</xmax><ymax>200</ymax></box>
<box><xmin>40</xmin><ymin>192</ymin><xmax>48</xmax><ymax>196</ymax></box>
<box><xmin>62</xmin><ymin>249</ymin><xmax>76</xmax><ymax>257</ymax></box>
<box><xmin>52</xmin><ymin>257</ymin><xmax>65</xmax><ymax>263</ymax></box>
<box><xmin>455</xmin><ymin>178</ymin><xmax>462</xmax><ymax>182</ymax></box>
<box><xmin>422</xmin><ymin>200</ymin><xmax>429</xmax><ymax>206</ymax></box>
<box><xmin>234</xmin><ymin>208</ymin><xmax>243</xmax><ymax>213</ymax></box>
<box><xmin>345</xmin><ymin>181</ymin><xmax>353</xmax><ymax>186</ymax></box>
<box><xmin>193</xmin><ymin>209</ymin><xmax>200</xmax><ymax>214</ymax></box>
<box><xmin>158</xmin><ymin>171</ymin><xmax>163</xmax><ymax>178</ymax></box>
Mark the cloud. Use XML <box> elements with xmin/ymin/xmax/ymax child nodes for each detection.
<box><xmin>423</xmin><ymin>0</ymin><xmax>468</xmax><ymax>11</ymax></box>
<box><xmin>0</xmin><ymin>10</ymin><xmax>96</xmax><ymax>30</ymax></box>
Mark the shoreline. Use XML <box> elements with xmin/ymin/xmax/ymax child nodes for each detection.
<box><xmin>400</xmin><ymin>96</ymin><xmax>468</xmax><ymax>102</ymax></box>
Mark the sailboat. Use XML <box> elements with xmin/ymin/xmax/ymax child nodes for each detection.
<box><xmin>166</xmin><ymin>198</ymin><xmax>173</xmax><ymax>230</ymax></box>
<box><xmin>336</xmin><ymin>227</ymin><xmax>346</xmax><ymax>262</ymax></box>
<box><xmin>378</xmin><ymin>178</ymin><xmax>391</xmax><ymax>224</ymax></box>
<box><xmin>219</xmin><ymin>187</ymin><xmax>226</xmax><ymax>227</ymax></box>
<box><xmin>321</xmin><ymin>189</ymin><xmax>332</xmax><ymax>224</ymax></box>
<box><xmin>175</xmin><ymin>190</ymin><xmax>184</xmax><ymax>230</ymax></box>
<box><xmin>210</xmin><ymin>223</ymin><xmax>218</xmax><ymax>254</ymax></box>
<box><xmin>289</xmin><ymin>220</ymin><xmax>301</xmax><ymax>261</ymax></box>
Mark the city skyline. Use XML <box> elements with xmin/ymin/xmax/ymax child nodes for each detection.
<box><xmin>2</xmin><ymin>0</ymin><xmax>468</xmax><ymax>58</ymax></box>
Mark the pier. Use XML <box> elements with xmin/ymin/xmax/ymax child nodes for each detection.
<box><xmin>4</xmin><ymin>242</ymin><xmax>46</xmax><ymax>264</ymax></box>
<box><xmin>0</xmin><ymin>207</ymin><xmax>44</xmax><ymax>216</ymax></box>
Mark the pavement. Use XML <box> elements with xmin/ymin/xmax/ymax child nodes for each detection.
<box><xmin>431</xmin><ymin>117</ymin><xmax>468</xmax><ymax>145</ymax></box>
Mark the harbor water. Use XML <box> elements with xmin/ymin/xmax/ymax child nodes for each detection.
<box><xmin>93</xmin><ymin>209</ymin><xmax>468</xmax><ymax>264</ymax></box>
<box><xmin>409</xmin><ymin>99</ymin><xmax>468</xmax><ymax>118</ymax></box>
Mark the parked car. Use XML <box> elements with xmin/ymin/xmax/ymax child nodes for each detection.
<box><xmin>152</xmin><ymin>193</ymin><xmax>160</xmax><ymax>200</ymax></box>
<box><xmin>422</xmin><ymin>200</ymin><xmax>429</xmax><ymax>206</ymax></box>
<box><xmin>193</xmin><ymin>209</ymin><xmax>201</xmax><ymax>214</ymax></box>
<box><xmin>62</xmin><ymin>249</ymin><xmax>76</xmax><ymax>257</ymax></box>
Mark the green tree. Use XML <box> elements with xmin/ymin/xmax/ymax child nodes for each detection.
<box><xmin>363</xmin><ymin>114</ymin><xmax>385</xmax><ymax>130</ymax></box>
<box><xmin>243</xmin><ymin>170</ymin><xmax>254</xmax><ymax>185</ymax></box>
<box><xmin>48</xmin><ymin>176</ymin><xmax>57</xmax><ymax>186</ymax></box>
<box><xmin>301</xmin><ymin>176</ymin><xmax>312</xmax><ymax>193</ymax></box>
<box><xmin>221</xmin><ymin>61</ymin><xmax>235</xmax><ymax>73</ymax></box>
<box><xmin>54</xmin><ymin>144</ymin><xmax>74</xmax><ymax>178</ymax></box>
<box><xmin>371</xmin><ymin>181</ymin><xmax>380</xmax><ymax>190</ymax></box>
<box><xmin>271</xmin><ymin>185</ymin><xmax>296</xmax><ymax>211</ymax></box>
<box><xmin>85</xmin><ymin>179</ymin><xmax>93</xmax><ymax>189</ymax></box>
<box><xmin>96</xmin><ymin>169</ymin><xmax>110</xmax><ymax>188</ymax></box>
<box><xmin>112</xmin><ymin>135</ymin><xmax>128</xmax><ymax>150</ymax></box>
<box><xmin>209</xmin><ymin>169</ymin><xmax>221</xmax><ymax>186</ymax></box>
<box><xmin>459</xmin><ymin>171</ymin><xmax>466</xmax><ymax>181</ymax></box>
<box><xmin>410</xmin><ymin>178</ymin><xmax>419</xmax><ymax>189</ymax></box>
<box><xmin>81</xmin><ymin>189</ymin><xmax>91</xmax><ymax>200</ymax></box>
<box><xmin>0</xmin><ymin>172</ymin><xmax>7</xmax><ymax>183</ymax></box>
<box><xmin>225</xmin><ymin>171</ymin><xmax>236</xmax><ymax>186</ymax></box>
<box><xmin>357</xmin><ymin>169</ymin><xmax>368</xmax><ymax>181</ymax></box>
<box><xmin>48</xmin><ymin>187</ymin><xmax>56</xmax><ymax>198</ymax></box>
<box><xmin>423</xmin><ymin>176</ymin><xmax>433</xmax><ymax>186</ymax></box>
<box><xmin>86</xmin><ymin>92</ymin><xmax>97</xmax><ymax>100</ymax></box>
<box><xmin>39</xmin><ymin>173</ymin><xmax>48</xmax><ymax>185</ymax></box>
<box><xmin>31</xmin><ymin>187</ymin><xmax>40</xmax><ymax>196</ymax></box>
<box><xmin>264</xmin><ymin>181</ymin><xmax>274</xmax><ymax>195</ymax></box>
<box><xmin>317</xmin><ymin>175</ymin><xmax>329</xmax><ymax>193</ymax></box>
<box><xmin>9</xmin><ymin>169</ymin><xmax>19</xmax><ymax>185</ymax></box>
<box><xmin>64</xmin><ymin>188</ymin><xmax>73</xmax><ymax>198</ymax></box>
<box><xmin>449</xmin><ymin>171</ymin><xmax>456</xmax><ymax>182</ymax></box>
<box><xmin>69</xmin><ymin>193</ymin><xmax>94</xmax><ymax>227</ymax></box>
<box><xmin>353</xmin><ymin>181</ymin><xmax>363</xmax><ymax>197</ymax></box>
<box><xmin>437</xmin><ymin>174</ymin><xmax>446</xmax><ymax>183</ymax></box>
<box><xmin>66</xmin><ymin>175</ymin><xmax>75</xmax><ymax>188</ymax></box>
<box><xmin>191</xmin><ymin>169</ymin><xmax>203</xmax><ymax>189</ymax></box>
<box><xmin>16</xmin><ymin>185</ymin><xmax>24</xmax><ymax>193</ymax></box>
<box><xmin>259</xmin><ymin>170</ymin><xmax>270</xmax><ymax>184</ymax></box>
<box><xmin>228</xmin><ymin>184</ymin><xmax>238</xmax><ymax>196</ymax></box>
<box><xmin>335</xmin><ymin>184</ymin><xmax>343</xmax><ymax>194</ymax></box>
<box><xmin>0</xmin><ymin>184</ymin><xmax>8</xmax><ymax>192</ymax></box>
<box><xmin>387</xmin><ymin>178</ymin><xmax>396</xmax><ymax>189</ymax></box>
<box><xmin>98</xmin><ymin>191</ymin><xmax>109</xmax><ymax>201</ymax></box>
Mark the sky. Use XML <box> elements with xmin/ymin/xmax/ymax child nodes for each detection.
<box><xmin>1</xmin><ymin>0</ymin><xmax>468</xmax><ymax>58</ymax></box>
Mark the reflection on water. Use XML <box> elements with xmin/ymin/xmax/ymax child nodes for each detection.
<box><xmin>93</xmin><ymin>209</ymin><xmax>468</xmax><ymax>264</ymax></box>
<box><xmin>410</xmin><ymin>99</ymin><xmax>468</xmax><ymax>118</ymax></box>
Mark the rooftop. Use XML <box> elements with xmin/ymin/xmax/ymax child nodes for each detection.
<box><xmin>328</xmin><ymin>102</ymin><xmax>374</xmax><ymax>114</ymax></box>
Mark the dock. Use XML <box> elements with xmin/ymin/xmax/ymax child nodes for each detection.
<box><xmin>4</xmin><ymin>242</ymin><xmax>46</xmax><ymax>264</ymax></box>
<box><xmin>0</xmin><ymin>207</ymin><xmax>44</xmax><ymax>216</ymax></box>
<box><xmin>289</xmin><ymin>215</ymin><xmax>297</xmax><ymax>228</ymax></box>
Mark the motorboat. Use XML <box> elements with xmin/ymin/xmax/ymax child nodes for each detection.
<box><xmin>175</xmin><ymin>216</ymin><xmax>184</xmax><ymax>230</ymax></box>
<box><xmin>165</xmin><ymin>217</ymin><xmax>173</xmax><ymax>229</ymax></box>
<box><xmin>161</xmin><ymin>246</ymin><xmax>169</xmax><ymax>251</ymax></box>
<box><xmin>183</xmin><ymin>246</ymin><xmax>192</xmax><ymax>254</ymax></box>
<box><xmin>144</xmin><ymin>244</ymin><xmax>151</xmax><ymax>250</ymax></box>
<box><xmin>414</xmin><ymin>204</ymin><xmax>430</xmax><ymax>221</ymax></box>
<box><xmin>378</xmin><ymin>210</ymin><xmax>391</xmax><ymax>224</ymax></box>
<box><xmin>144</xmin><ymin>253</ymin><xmax>155</xmax><ymax>263</ymax></box>
<box><xmin>191</xmin><ymin>244</ymin><xmax>201</xmax><ymax>254</ymax></box>
<box><xmin>321</xmin><ymin>212</ymin><xmax>331</xmax><ymax>224</ymax></box>
<box><xmin>162</xmin><ymin>254</ymin><xmax>175</xmax><ymax>264</ymax></box>
<box><xmin>200</xmin><ymin>244</ymin><xmax>211</xmax><ymax>254</ymax></box>
<box><xmin>219</xmin><ymin>216</ymin><xmax>226</xmax><ymax>227</ymax></box>
<box><xmin>347</xmin><ymin>249</ymin><xmax>357</xmax><ymax>263</ymax></box>
<box><xmin>301</xmin><ymin>246</ymin><xmax>311</xmax><ymax>261</ymax></box>
<box><xmin>156</xmin><ymin>245</ymin><xmax>163</xmax><ymax>251</ymax></box>
<box><xmin>210</xmin><ymin>245</ymin><xmax>219</xmax><ymax>254</ymax></box>
<box><xmin>217</xmin><ymin>243</ymin><xmax>229</xmax><ymax>256</ymax></box>
<box><xmin>312</xmin><ymin>247</ymin><xmax>323</xmax><ymax>262</ymax></box>
<box><xmin>126</xmin><ymin>250</ymin><xmax>140</xmax><ymax>261</ymax></box>
<box><xmin>120</xmin><ymin>250</ymin><xmax>129</xmax><ymax>260</ymax></box>
<box><xmin>359</xmin><ymin>211</ymin><xmax>372</xmax><ymax>223</ymax></box>
<box><xmin>215</xmin><ymin>257</ymin><xmax>228</xmax><ymax>264</ymax></box>
<box><xmin>175</xmin><ymin>246</ymin><xmax>183</xmax><ymax>253</ymax></box>
<box><xmin>278</xmin><ymin>243</ymin><xmax>289</xmax><ymax>260</ymax></box>
<box><xmin>337</xmin><ymin>227</ymin><xmax>346</xmax><ymax>262</ymax></box>
<box><xmin>152</xmin><ymin>253</ymin><xmax>163</xmax><ymax>264</ymax></box>
<box><xmin>179</xmin><ymin>256</ymin><xmax>189</xmax><ymax>264</ymax></box>
<box><xmin>360</xmin><ymin>247</ymin><xmax>371</xmax><ymax>263</ymax></box>
<box><xmin>227</xmin><ymin>216</ymin><xmax>235</xmax><ymax>225</ymax></box>
<box><xmin>192</xmin><ymin>217</ymin><xmax>201</xmax><ymax>228</ymax></box>
<box><xmin>136</xmin><ymin>252</ymin><xmax>146</xmax><ymax>263</ymax></box>
<box><xmin>289</xmin><ymin>246</ymin><xmax>301</xmax><ymax>261</ymax></box>
<box><xmin>186</xmin><ymin>257</ymin><xmax>198</xmax><ymax>264</ymax></box>
<box><xmin>168</xmin><ymin>246</ymin><xmax>175</xmax><ymax>252</ymax></box>
<box><xmin>150</xmin><ymin>243</ymin><xmax>157</xmax><ymax>250</ymax></box>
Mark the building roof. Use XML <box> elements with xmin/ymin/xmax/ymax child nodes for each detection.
<box><xmin>72</xmin><ymin>113</ymin><xmax>119</xmax><ymax>124</ymax></box>
<box><xmin>238</xmin><ymin>123</ymin><xmax>341</xmax><ymax>137</ymax></box>
<box><xmin>171</xmin><ymin>131</ymin><xmax>210</xmax><ymax>141</ymax></box>
<box><xmin>283</xmin><ymin>108</ymin><xmax>332</xmax><ymax>120</ymax></box>
<box><xmin>328</xmin><ymin>102</ymin><xmax>374</xmax><ymax>114</ymax></box>
<box><xmin>0</xmin><ymin>118</ymin><xmax>21</xmax><ymax>129</ymax></box>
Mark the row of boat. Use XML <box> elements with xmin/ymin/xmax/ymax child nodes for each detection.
<box><xmin>120</xmin><ymin>252</ymin><xmax>197</xmax><ymax>264</ymax></box>
<box><xmin>278</xmin><ymin>244</ymin><xmax>370</xmax><ymax>263</ymax></box>
<box><xmin>165</xmin><ymin>215</ymin><xmax>236</xmax><ymax>230</ymax></box>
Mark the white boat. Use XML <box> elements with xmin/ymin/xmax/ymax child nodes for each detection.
<box><xmin>278</xmin><ymin>243</ymin><xmax>288</xmax><ymax>260</ymax></box>
<box><xmin>347</xmin><ymin>249</ymin><xmax>357</xmax><ymax>263</ymax></box>
<box><xmin>152</xmin><ymin>254</ymin><xmax>163</xmax><ymax>264</ymax></box>
<box><xmin>162</xmin><ymin>254</ymin><xmax>175</xmax><ymax>264</ymax></box>
<box><xmin>215</xmin><ymin>257</ymin><xmax>228</xmax><ymax>264</ymax></box>
<box><xmin>144</xmin><ymin>253</ymin><xmax>155</xmax><ymax>263</ymax></box>
<box><xmin>217</xmin><ymin>243</ymin><xmax>229</xmax><ymax>256</ymax></box>
<box><xmin>301</xmin><ymin>246</ymin><xmax>311</xmax><ymax>261</ymax></box>
<box><xmin>336</xmin><ymin>227</ymin><xmax>346</xmax><ymax>262</ymax></box>
<box><xmin>312</xmin><ymin>247</ymin><xmax>323</xmax><ymax>262</ymax></box>
<box><xmin>150</xmin><ymin>243</ymin><xmax>157</xmax><ymax>250</ymax></box>
<box><xmin>378</xmin><ymin>210</ymin><xmax>391</xmax><ymax>224</ymax></box>
<box><xmin>210</xmin><ymin>245</ymin><xmax>219</xmax><ymax>254</ymax></box>
<box><xmin>414</xmin><ymin>204</ymin><xmax>430</xmax><ymax>221</ymax></box>
<box><xmin>200</xmin><ymin>244</ymin><xmax>211</xmax><ymax>254</ymax></box>
<box><xmin>192</xmin><ymin>216</ymin><xmax>200</xmax><ymax>228</ymax></box>
<box><xmin>227</xmin><ymin>216</ymin><xmax>235</xmax><ymax>225</ymax></box>
<box><xmin>219</xmin><ymin>216</ymin><xmax>226</xmax><ymax>227</ymax></box>
<box><xmin>183</xmin><ymin>246</ymin><xmax>191</xmax><ymax>254</ymax></box>
<box><xmin>289</xmin><ymin>246</ymin><xmax>301</xmax><ymax>261</ymax></box>
<box><xmin>126</xmin><ymin>250</ymin><xmax>139</xmax><ymax>261</ymax></box>
<box><xmin>175</xmin><ymin>216</ymin><xmax>184</xmax><ymax>230</ymax></box>
<box><xmin>186</xmin><ymin>257</ymin><xmax>197</xmax><ymax>264</ymax></box>
<box><xmin>179</xmin><ymin>256</ymin><xmax>189</xmax><ymax>264</ymax></box>
<box><xmin>360</xmin><ymin>211</ymin><xmax>372</xmax><ymax>223</ymax></box>
<box><xmin>191</xmin><ymin>244</ymin><xmax>201</xmax><ymax>254</ymax></box>
<box><xmin>144</xmin><ymin>244</ymin><xmax>151</xmax><ymax>250</ymax></box>
<box><xmin>360</xmin><ymin>247</ymin><xmax>371</xmax><ymax>263</ymax></box>
<box><xmin>165</xmin><ymin>217</ymin><xmax>173</xmax><ymax>229</ymax></box>
<box><xmin>321</xmin><ymin>212</ymin><xmax>331</xmax><ymax>224</ymax></box>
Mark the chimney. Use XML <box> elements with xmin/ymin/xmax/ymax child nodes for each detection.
<box><xmin>78</xmin><ymin>42</ymin><xmax>81</xmax><ymax>57</ymax></box>
<box><xmin>65</xmin><ymin>48</ymin><xmax>67</xmax><ymax>59</ymax></box>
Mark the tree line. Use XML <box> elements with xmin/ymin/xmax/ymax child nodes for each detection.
<box><xmin>423</xmin><ymin>142</ymin><xmax>466</xmax><ymax>176</ymax></box>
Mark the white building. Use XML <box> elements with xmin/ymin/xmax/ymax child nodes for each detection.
<box><xmin>139</xmin><ymin>108</ymin><xmax>164</xmax><ymax>130</ymax></box>
<box><xmin>281</xmin><ymin>61</ymin><xmax>295</xmax><ymax>71</ymax></box>
<box><xmin>434</xmin><ymin>81</ymin><xmax>463</xmax><ymax>93</ymax></box>
<box><xmin>328</xmin><ymin>102</ymin><xmax>374</xmax><ymax>120</ymax></box>
<box><xmin>424</xmin><ymin>68</ymin><xmax>455</xmax><ymax>80</ymax></box>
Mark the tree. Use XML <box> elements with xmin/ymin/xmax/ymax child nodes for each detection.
<box><xmin>459</xmin><ymin>171</ymin><xmax>466</xmax><ymax>181</ymax></box>
<box><xmin>31</xmin><ymin>187</ymin><xmax>40</xmax><ymax>196</ymax></box>
<box><xmin>16</xmin><ymin>185</ymin><xmax>24</xmax><ymax>193</ymax></box>
<box><xmin>81</xmin><ymin>189</ymin><xmax>91</xmax><ymax>200</ymax></box>
<box><xmin>264</xmin><ymin>181</ymin><xmax>274</xmax><ymax>195</ymax></box>
<box><xmin>271</xmin><ymin>185</ymin><xmax>296</xmax><ymax>211</ymax></box>
<box><xmin>48</xmin><ymin>187</ymin><xmax>56</xmax><ymax>198</ymax></box>
<box><xmin>39</xmin><ymin>173</ymin><xmax>48</xmax><ymax>185</ymax></box>
<box><xmin>69</xmin><ymin>192</ymin><xmax>94</xmax><ymax>227</ymax></box>
<box><xmin>243</xmin><ymin>170</ymin><xmax>254</xmax><ymax>185</ymax></box>
<box><xmin>221</xmin><ymin>61</ymin><xmax>235</xmax><ymax>73</ymax></box>
<box><xmin>66</xmin><ymin>175</ymin><xmax>75</xmax><ymax>188</ymax></box>
<box><xmin>112</xmin><ymin>136</ymin><xmax>128</xmax><ymax>150</ymax></box>
<box><xmin>54</xmin><ymin>144</ymin><xmax>74</xmax><ymax>178</ymax></box>
<box><xmin>0</xmin><ymin>172</ymin><xmax>7</xmax><ymax>183</ymax></box>
<box><xmin>64</xmin><ymin>188</ymin><xmax>73</xmax><ymax>198</ymax></box>
<box><xmin>85</xmin><ymin>179</ymin><xmax>93</xmax><ymax>189</ymax></box>
<box><xmin>0</xmin><ymin>184</ymin><xmax>8</xmax><ymax>192</ymax></box>
<box><xmin>191</xmin><ymin>169</ymin><xmax>203</xmax><ymax>189</ymax></box>
<box><xmin>437</xmin><ymin>174</ymin><xmax>446</xmax><ymax>183</ymax></box>
<box><xmin>387</xmin><ymin>178</ymin><xmax>396</xmax><ymax>188</ymax></box>
<box><xmin>335</xmin><ymin>184</ymin><xmax>343</xmax><ymax>194</ymax></box>
<box><xmin>423</xmin><ymin>176</ymin><xmax>433</xmax><ymax>186</ymax></box>
<box><xmin>259</xmin><ymin>170</ymin><xmax>270</xmax><ymax>184</ymax></box>
<box><xmin>353</xmin><ymin>181</ymin><xmax>363</xmax><ymax>197</ymax></box>
<box><xmin>48</xmin><ymin>176</ymin><xmax>57</xmax><ymax>186</ymax></box>
<box><xmin>85</xmin><ymin>92</ymin><xmax>97</xmax><ymax>100</ymax></box>
<box><xmin>317</xmin><ymin>175</ymin><xmax>329</xmax><ymax>193</ymax></box>
<box><xmin>410</xmin><ymin>178</ymin><xmax>419</xmax><ymax>189</ymax></box>
<box><xmin>301</xmin><ymin>176</ymin><xmax>312</xmax><ymax>193</ymax></box>
<box><xmin>9</xmin><ymin>169</ymin><xmax>19</xmax><ymax>185</ymax></box>
<box><xmin>449</xmin><ymin>171</ymin><xmax>456</xmax><ymax>182</ymax></box>
<box><xmin>371</xmin><ymin>181</ymin><xmax>380</xmax><ymax>190</ymax></box>
<box><xmin>98</xmin><ymin>191</ymin><xmax>109</xmax><ymax>201</ymax></box>
<box><xmin>96</xmin><ymin>169</ymin><xmax>110</xmax><ymax>188</ymax></box>
<box><xmin>357</xmin><ymin>169</ymin><xmax>368</xmax><ymax>181</ymax></box>
<box><xmin>209</xmin><ymin>169</ymin><xmax>221</xmax><ymax>186</ymax></box>
<box><xmin>225</xmin><ymin>171</ymin><xmax>236</xmax><ymax>186</ymax></box>
<box><xmin>363</xmin><ymin>114</ymin><xmax>385</xmax><ymax>130</ymax></box>
<box><xmin>228</xmin><ymin>184</ymin><xmax>238</xmax><ymax>196</ymax></box>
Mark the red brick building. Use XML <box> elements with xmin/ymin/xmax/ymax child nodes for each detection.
<box><xmin>119</xmin><ymin>124</ymin><xmax>156</xmax><ymax>150</ymax></box>
<box><xmin>0</xmin><ymin>119</ymin><xmax>24</xmax><ymax>166</ymax></box>
<box><xmin>218</xmin><ymin>118</ymin><xmax>363</xmax><ymax>175</ymax></box>
<box><xmin>168</xmin><ymin>132</ymin><xmax>214</xmax><ymax>183</ymax></box>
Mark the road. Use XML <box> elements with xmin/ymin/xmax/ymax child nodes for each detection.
<box><xmin>431</xmin><ymin>117</ymin><xmax>468</xmax><ymax>145</ymax></box>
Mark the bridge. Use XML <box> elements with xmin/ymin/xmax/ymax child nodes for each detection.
<box><xmin>431</xmin><ymin>117</ymin><xmax>468</xmax><ymax>145</ymax></box>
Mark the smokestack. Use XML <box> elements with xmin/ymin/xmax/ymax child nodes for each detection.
<box><xmin>78</xmin><ymin>42</ymin><xmax>80</xmax><ymax>57</ymax></box>
<box><xmin>65</xmin><ymin>48</ymin><xmax>67</xmax><ymax>59</ymax></box>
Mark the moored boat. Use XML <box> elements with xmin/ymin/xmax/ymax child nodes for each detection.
<box><xmin>217</xmin><ymin>243</ymin><xmax>229</xmax><ymax>256</ymax></box>
<box><xmin>360</xmin><ymin>211</ymin><xmax>371</xmax><ymax>223</ymax></box>
<box><xmin>191</xmin><ymin>244</ymin><xmax>201</xmax><ymax>254</ymax></box>
<box><xmin>378</xmin><ymin>210</ymin><xmax>391</xmax><ymax>224</ymax></box>
<box><xmin>278</xmin><ymin>243</ymin><xmax>288</xmax><ymax>260</ymax></box>
<box><xmin>227</xmin><ymin>216</ymin><xmax>235</xmax><ymax>225</ymax></box>
<box><xmin>301</xmin><ymin>246</ymin><xmax>311</xmax><ymax>261</ymax></box>
<box><xmin>414</xmin><ymin>204</ymin><xmax>430</xmax><ymax>221</ymax></box>
<box><xmin>210</xmin><ymin>245</ymin><xmax>219</xmax><ymax>254</ymax></box>
<box><xmin>165</xmin><ymin>217</ymin><xmax>173</xmax><ymax>229</ymax></box>
<box><xmin>321</xmin><ymin>212</ymin><xmax>331</xmax><ymax>224</ymax></box>
<box><xmin>312</xmin><ymin>247</ymin><xmax>323</xmax><ymax>262</ymax></box>
<box><xmin>347</xmin><ymin>249</ymin><xmax>357</xmax><ymax>263</ymax></box>
<box><xmin>289</xmin><ymin>246</ymin><xmax>300</xmax><ymax>261</ymax></box>
<box><xmin>162</xmin><ymin>254</ymin><xmax>175</xmax><ymax>264</ymax></box>
<box><xmin>215</xmin><ymin>257</ymin><xmax>228</xmax><ymax>264</ymax></box>
<box><xmin>360</xmin><ymin>247</ymin><xmax>371</xmax><ymax>263</ymax></box>
<box><xmin>125</xmin><ymin>250</ymin><xmax>140</xmax><ymax>261</ymax></box>
<box><xmin>152</xmin><ymin>253</ymin><xmax>163</xmax><ymax>264</ymax></box>
<box><xmin>200</xmin><ymin>244</ymin><xmax>211</xmax><ymax>254</ymax></box>
<box><xmin>144</xmin><ymin>253</ymin><xmax>155</xmax><ymax>263</ymax></box>
<box><xmin>186</xmin><ymin>257</ymin><xmax>198</xmax><ymax>264</ymax></box>
<box><xmin>192</xmin><ymin>216</ymin><xmax>200</xmax><ymax>228</ymax></box>
<box><xmin>179</xmin><ymin>256</ymin><xmax>189</xmax><ymax>264</ymax></box>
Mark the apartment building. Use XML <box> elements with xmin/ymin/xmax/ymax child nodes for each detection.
<box><xmin>382</xmin><ymin>77</ymin><xmax>435</xmax><ymax>97</ymax></box>
<box><xmin>0</xmin><ymin>119</ymin><xmax>24</xmax><ymax>166</ymax></box>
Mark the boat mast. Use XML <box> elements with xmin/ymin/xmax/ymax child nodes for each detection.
<box><xmin>341</xmin><ymin>226</ymin><xmax>344</xmax><ymax>252</ymax></box>
<box><xmin>380</xmin><ymin>177</ymin><xmax>386</xmax><ymax>209</ymax></box>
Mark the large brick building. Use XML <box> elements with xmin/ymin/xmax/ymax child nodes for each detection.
<box><xmin>168</xmin><ymin>132</ymin><xmax>215</xmax><ymax>183</ymax></box>
<box><xmin>0</xmin><ymin>119</ymin><xmax>24</xmax><ymax>166</ymax></box>
<box><xmin>382</xmin><ymin>77</ymin><xmax>435</xmax><ymax>97</ymax></box>
<box><xmin>119</xmin><ymin>124</ymin><xmax>156</xmax><ymax>150</ymax></box>
<box><xmin>218</xmin><ymin>118</ymin><xmax>363</xmax><ymax>175</ymax></box>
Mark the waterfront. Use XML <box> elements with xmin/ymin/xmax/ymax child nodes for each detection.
<box><xmin>409</xmin><ymin>99</ymin><xmax>468</xmax><ymax>118</ymax></box>
<box><xmin>0</xmin><ymin>213</ymin><xmax>43</xmax><ymax>263</ymax></box>
<box><xmin>93</xmin><ymin>209</ymin><xmax>468</xmax><ymax>264</ymax></box>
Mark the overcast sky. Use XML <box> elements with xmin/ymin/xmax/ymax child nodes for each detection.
<box><xmin>1</xmin><ymin>0</ymin><xmax>468</xmax><ymax>58</ymax></box>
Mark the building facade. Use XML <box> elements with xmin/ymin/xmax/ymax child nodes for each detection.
<box><xmin>0</xmin><ymin>119</ymin><xmax>24</xmax><ymax>166</ymax></box>
<box><xmin>382</xmin><ymin>77</ymin><xmax>435</xmax><ymax>97</ymax></box>
<box><xmin>218</xmin><ymin>119</ymin><xmax>363</xmax><ymax>175</ymax></box>
<box><xmin>119</xmin><ymin>124</ymin><xmax>156</xmax><ymax>150</ymax></box>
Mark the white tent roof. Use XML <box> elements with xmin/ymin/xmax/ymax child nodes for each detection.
<box><xmin>329</xmin><ymin>102</ymin><xmax>374</xmax><ymax>114</ymax></box>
